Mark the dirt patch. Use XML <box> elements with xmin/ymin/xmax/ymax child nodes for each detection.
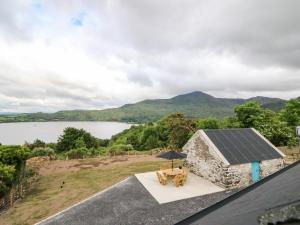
<box><xmin>37</xmin><ymin>155</ymin><xmax>163</xmax><ymax>176</ymax></box>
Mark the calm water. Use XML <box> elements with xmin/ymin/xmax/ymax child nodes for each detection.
<box><xmin>0</xmin><ymin>122</ymin><xmax>132</xmax><ymax>145</ymax></box>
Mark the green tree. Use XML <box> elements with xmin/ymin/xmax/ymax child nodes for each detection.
<box><xmin>197</xmin><ymin>117</ymin><xmax>220</xmax><ymax>129</ymax></box>
<box><xmin>74</xmin><ymin>137</ymin><xmax>86</xmax><ymax>148</ymax></box>
<box><xmin>141</xmin><ymin>126</ymin><xmax>160</xmax><ymax>150</ymax></box>
<box><xmin>0</xmin><ymin>162</ymin><xmax>16</xmax><ymax>195</ymax></box>
<box><xmin>56</xmin><ymin>127</ymin><xmax>99</xmax><ymax>152</ymax></box>
<box><xmin>25</xmin><ymin>139</ymin><xmax>46</xmax><ymax>150</ymax></box>
<box><xmin>157</xmin><ymin>113</ymin><xmax>196</xmax><ymax>149</ymax></box>
<box><xmin>0</xmin><ymin>145</ymin><xmax>30</xmax><ymax>195</ymax></box>
<box><xmin>222</xmin><ymin>116</ymin><xmax>241</xmax><ymax>128</ymax></box>
<box><xmin>234</xmin><ymin>101</ymin><xmax>297</xmax><ymax>146</ymax></box>
<box><xmin>280</xmin><ymin>99</ymin><xmax>300</xmax><ymax>127</ymax></box>
<box><xmin>234</xmin><ymin>101</ymin><xmax>264</xmax><ymax>128</ymax></box>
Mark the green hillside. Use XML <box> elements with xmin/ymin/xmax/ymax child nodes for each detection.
<box><xmin>0</xmin><ymin>91</ymin><xmax>292</xmax><ymax>123</ymax></box>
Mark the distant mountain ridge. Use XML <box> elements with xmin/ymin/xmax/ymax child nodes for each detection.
<box><xmin>0</xmin><ymin>91</ymin><xmax>296</xmax><ymax>123</ymax></box>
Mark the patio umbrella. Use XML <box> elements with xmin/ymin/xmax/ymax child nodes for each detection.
<box><xmin>157</xmin><ymin>150</ymin><xmax>187</xmax><ymax>170</ymax></box>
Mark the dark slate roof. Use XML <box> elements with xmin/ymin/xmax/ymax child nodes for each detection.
<box><xmin>36</xmin><ymin>176</ymin><xmax>238</xmax><ymax>225</ymax></box>
<box><xmin>204</xmin><ymin>128</ymin><xmax>282</xmax><ymax>165</ymax></box>
<box><xmin>176</xmin><ymin>161</ymin><xmax>300</xmax><ymax>225</ymax></box>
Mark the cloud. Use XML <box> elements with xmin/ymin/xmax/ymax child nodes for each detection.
<box><xmin>0</xmin><ymin>0</ymin><xmax>299</xmax><ymax>112</ymax></box>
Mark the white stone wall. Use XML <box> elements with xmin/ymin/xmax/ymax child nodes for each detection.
<box><xmin>183</xmin><ymin>130</ymin><xmax>285</xmax><ymax>189</ymax></box>
<box><xmin>226</xmin><ymin>158</ymin><xmax>284</xmax><ymax>189</ymax></box>
<box><xmin>260</xmin><ymin>158</ymin><xmax>284</xmax><ymax>177</ymax></box>
<box><xmin>183</xmin><ymin>131</ymin><xmax>226</xmax><ymax>187</ymax></box>
<box><xmin>223</xmin><ymin>163</ymin><xmax>252</xmax><ymax>188</ymax></box>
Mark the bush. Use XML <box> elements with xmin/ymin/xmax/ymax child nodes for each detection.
<box><xmin>197</xmin><ymin>117</ymin><xmax>220</xmax><ymax>129</ymax></box>
<box><xmin>98</xmin><ymin>147</ymin><xmax>109</xmax><ymax>156</ymax></box>
<box><xmin>65</xmin><ymin>147</ymin><xmax>89</xmax><ymax>159</ymax></box>
<box><xmin>30</xmin><ymin>147</ymin><xmax>55</xmax><ymax>159</ymax></box>
<box><xmin>0</xmin><ymin>162</ymin><xmax>16</xmax><ymax>195</ymax></box>
<box><xmin>25</xmin><ymin>139</ymin><xmax>46</xmax><ymax>150</ymax></box>
<box><xmin>108</xmin><ymin>144</ymin><xmax>134</xmax><ymax>155</ymax></box>
<box><xmin>0</xmin><ymin>145</ymin><xmax>30</xmax><ymax>196</ymax></box>
<box><xmin>56</xmin><ymin>127</ymin><xmax>100</xmax><ymax>152</ymax></box>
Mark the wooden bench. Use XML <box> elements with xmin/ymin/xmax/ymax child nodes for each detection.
<box><xmin>156</xmin><ymin>171</ymin><xmax>167</xmax><ymax>185</ymax></box>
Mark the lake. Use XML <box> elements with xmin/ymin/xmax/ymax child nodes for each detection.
<box><xmin>0</xmin><ymin>121</ymin><xmax>132</xmax><ymax>145</ymax></box>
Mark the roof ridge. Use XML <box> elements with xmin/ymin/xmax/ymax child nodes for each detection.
<box><xmin>175</xmin><ymin>160</ymin><xmax>300</xmax><ymax>225</ymax></box>
<box><xmin>203</xmin><ymin>128</ymin><xmax>252</xmax><ymax>131</ymax></box>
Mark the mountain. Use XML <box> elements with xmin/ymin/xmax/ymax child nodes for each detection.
<box><xmin>0</xmin><ymin>91</ymin><xmax>292</xmax><ymax>123</ymax></box>
<box><xmin>247</xmin><ymin>96</ymin><xmax>286</xmax><ymax>112</ymax></box>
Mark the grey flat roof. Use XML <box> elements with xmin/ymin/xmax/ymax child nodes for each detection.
<box><xmin>204</xmin><ymin>128</ymin><xmax>282</xmax><ymax>164</ymax></box>
<box><xmin>36</xmin><ymin>176</ymin><xmax>237</xmax><ymax>225</ymax></box>
<box><xmin>176</xmin><ymin>161</ymin><xmax>300</xmax><ymax>225</ymax></box>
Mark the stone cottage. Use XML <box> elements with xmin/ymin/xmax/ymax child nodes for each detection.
<box><xmin>183</xmin><ymin>128</ymin><xmax>285</xmax><ymax>188</ymax></box>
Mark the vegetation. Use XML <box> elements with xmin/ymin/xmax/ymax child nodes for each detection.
<box><xmin>234</xmin><ymin>101</ymin><xmax>298</xmax><ymax>146</ymax></box>
<box><xmin>0</xmin><ymin>98</ymin><xmax>299</xmax><ymax>198</ymax></box>
<box><xmin>0</xmin><ymin>91</ymin><xmax>296</xmax><ymax>123</ymax></box>
<box><xmin>109</xmin><ymin>113</ymin><xmax>196</xmax><ymax>151</ymax></box>
<box><xmin>0</xmin><ymin>159</ymin><xmax>166</xmax><ymax>225</ymax></box>
<box><xmin>30</xmin><ymin>147</ymin><xmax>55</xmax><ymax>159</ymax></box>
<box><xmin>0</xmin><ymin>98</ymin><xmax>299</xmax><ymax>224</ymax></box>
<box><xmin>1</xmin><ymin>98</ymin><xmax>299</xmax><ymax>162</ymax></box>
<box><xmin>0</xmin><ymin>145</ymin><xmax>31</xmax><ymax>196</ymax></box>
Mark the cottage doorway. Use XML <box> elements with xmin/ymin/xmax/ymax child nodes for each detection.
<box><xmin>251</xmin><ymin>161</ymin><xmax>260</xmax><ymax>182</ymax></box>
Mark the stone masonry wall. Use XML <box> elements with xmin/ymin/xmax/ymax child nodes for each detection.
<box><xmin>183</xmin><ymin>131</ymin><xmax>285</xmax><ymax>189</ymax></box>
<box><xmin>222</xmin><ymin>163</ymin><xmax>252</xmax><ymax>189</ymax></box>
<box><xmin>183</xmin><ymin>131</ymin><xmax>226</xmax><ymax>187</ymax></box>
<box><xmin>225</xmin><ymin>158</ymin><xmax>284</xmax><ymax>189</ymax></box>
<box><xmin>260</xmin><ymin>158</ymin><xmax>284</xmax><ymax>177</ymax></box>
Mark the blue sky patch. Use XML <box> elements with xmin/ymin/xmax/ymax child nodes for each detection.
<box><xmin>71</xmin><ymin>11</ymin><xmax>86</xmax><ymax>27</ymax></box>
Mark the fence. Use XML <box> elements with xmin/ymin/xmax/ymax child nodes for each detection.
<box><xmin>0</xmin><ymin>181</ymin><xmax>26</xmax><ymax>213</ymax></box>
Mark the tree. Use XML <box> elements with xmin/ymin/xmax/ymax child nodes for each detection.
<box><xmin>0</xmin><ymin>145</ymin><xmax>30</xmax><ymax>195</ymax></box>
<box><xmin>197</xmin><ymin>118</ymin><xmax>220</xmax><ymax>129</ymax></box>
<box><xmin>25</xmin><ymin>139</ymin><xmax>46</xmax><ymax>150</ymax></box>
<box><xmin>0</xmin><ymin>162</ymin><xmax>15</xmax><ymax>195</ymax></box>
<box><xmin>222</xmin><ymin>116</ymin><xmax>241</xmax><ymax>128</ymax></box>
<box><xmin>141</xmin><ymin>126</ymin><xmax>160</xmax><ymax>150</ymax></box>
<box><xmin>157</xmin><ymin>113</ymin><xmax>196</xmax><ymax>149</ymax></box>
<box><xmin>280</xmin><ymin>99</ymin><xmax>300</xmax><ymax>127</ymax></box>
<box><xmin>234</xmin><ymin>101</ymin><xmax>264</xmax><ymax>128</ymax></box>
<box><xmin>74</xmin><ymin>137</ymin><xmax>86</xmax><ymax>148</ymax></box>
<box><xmin>56</xmin><ymin>127</ymin><xmax>99</xmax><ymax>152</ymax></box>
<box><xmin>234</xmin><ymin>101</ymin><xmax>297</xmax><ymax>146</ymax></box>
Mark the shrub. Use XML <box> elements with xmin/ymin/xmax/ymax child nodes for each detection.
<box><xmin>25</xmin><ymin>139</ymin><xmax>46</xmax><ymax>150</ymax></box>
<box><xmin>0</xmin><ymin>145</ymin><xmax>30</xmax><ymax>196</ymax></box>
<box><xmin>30</xmin><ymin>147</ymin><xmax>55</xmax><ymax>159</ymax></box>
<box><xmin>108</xmin><ymin>144</ymin><xmax>134</xmax><ymax>155</ymax></box>
<box><xmin>56</xmin><ymin>127</ymin><xmax>100</xmax><ymax>152</ymax></box>
<box><xmin>98</xmin><ymin>147</ymin><xmax>109</xmax><ymax>156</ymax></box>
<box><xmin>0</xmin><ymin>162</ymin><xmax>16</xmax><ymax>195</ymax></box>
<box><xmin>65</xmin><ymin>147</ymin><xmax>88</xmax><ymax>159</ymax></box>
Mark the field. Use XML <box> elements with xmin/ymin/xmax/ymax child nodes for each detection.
<box><xmin>0</xmin><ymin>155</ymin><xmax>171</xmax><ymax>225</ymax></box>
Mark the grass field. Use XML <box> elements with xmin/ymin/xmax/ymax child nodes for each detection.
<box><xmin>0</xmin><ymin>156</ymin><xmax>175</xmax><ymax>225</ymax></box>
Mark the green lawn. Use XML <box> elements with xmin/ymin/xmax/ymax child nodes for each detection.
<box><xmin>1</xmin><ymin>160</ymin><xmax>165</xmax><ymax>225</ymax></box>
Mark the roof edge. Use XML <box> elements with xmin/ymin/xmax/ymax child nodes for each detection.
<box><xmin>251</xmin><ymin>128</ymin><xmax>286</xmax><ymax>157</ymax></box>
<box><xmin>175</xmin><ymin>160</ymin><xmax>300</xmax><ymax>225</ymax></box>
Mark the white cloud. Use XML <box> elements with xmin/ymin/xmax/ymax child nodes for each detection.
<box><xmin>0</xmin><ymin>0</ymin><xmax>299</xmax><ymax>112</ymax></box>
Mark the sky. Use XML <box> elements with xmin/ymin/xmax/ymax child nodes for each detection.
<box><xmin>0</xmin><ymin>0</ymin><xmax>300</xmax><ymax>113</ymax></box>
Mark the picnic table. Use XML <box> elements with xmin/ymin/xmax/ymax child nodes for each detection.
<box><xmin>162</xmin><ymin>168</ymin><xmax>183</xmax><ymax>177</ymax></box>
